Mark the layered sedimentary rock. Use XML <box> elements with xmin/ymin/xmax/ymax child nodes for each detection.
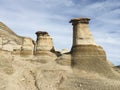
<box><xmin>56</xmin><ymin>53</ymin><xmax>71</xmax><ymax>66</ymax></box>
<box><xmin>0</xmin><ymin>34</ymin><xmax>22</xmax><ymax>51</ymax></box>
<box><xmin>21</xmin><ymin>37</ymin><xmax>34</xmax><ymax>55</ymax></box>
<box><xmin>35</xmin><ymin>31</ymin><xmax>55</xmax><ymax>55</ymax></box>
<box><xmin>35</xmin><ymin>31</ymin><xmax>57</xmax><ymax>62</ymax></box>
<box><xmin>1</xmin><ymin>19</ymin><xmax>120</xmax><ymax>90</ymax></box>
<box><xmin>0</xmin><ymin>22</ymin><xmax>23</xmax><ymax>45</ymax></box>
<box><xmin>70</xmin><ymin>18</ymin><xmax>96</xmax><ymax>46</ymax></box>
<box><xmin>0</xmin><ymin>22</ymin><xmax>36</xmax><ymax>55</ymax></box>
<box><xmin>35</xmin><ymin>31</ymin><xmax>54</xmax><ymax>52</ymax></box>
<box><xmin>0</xmin><ymin>22</ymin><xmax>23</xmax><ymax>52</ymax></box>
<box><xmin>69</xmin><ymin>18</ymin><xmax>115</xmax><ymax>77</ymax></box>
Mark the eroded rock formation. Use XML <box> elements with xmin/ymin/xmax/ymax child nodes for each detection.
<box><xmin>0</xmin><ymin>18</ymin><xmax>120</xmax><ymax>90</ymax></box>
<box><xmin>35</xmin><ymin>31</ymin><xmax>54</xmax><ymax>54</ymax></box>
<box><xmin>70</xmin><ymin>18</ymin><xmax>110</xmax><ymax>76</ymax></box>
<box><xmin>70</xmin><ymin>18</ymin><xmax>96</xmax><ymax>45</ymax></box>
<box><xmin>21</xmin><ymin>37</ymin><xmax>34</xmax><ymax>55</ymax></box>
<box><xmin>0</xmin><ymin>22</ymin><xmax>23</xmax><ymax>51</ymax></box>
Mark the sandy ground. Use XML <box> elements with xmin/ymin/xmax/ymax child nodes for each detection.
<box><xmin>0</xmin><ymin>53</ymin><xmax>120</xmax><ymax>90</ymax></box>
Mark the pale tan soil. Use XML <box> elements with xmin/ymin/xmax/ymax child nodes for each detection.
<box><xmin>0</xmin><ymin>53</ymin><xmax>120</xmax><ymax>90</ymax></box>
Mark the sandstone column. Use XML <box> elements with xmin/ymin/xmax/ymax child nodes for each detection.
<box><xmin>70</xmin><ymin>18</ymin><xmax>107</xmax><ymax>72</ymax></box>
<box><xmin>70</xmin><ymin>18</ymin><xmax>96</xmax><ymax>46</ymax></box>
<box><xmin>35</xmin><ymin>31</ymin><xmax>54</xmax><ymax>55</ymax></box>
<box><xmin>21</xmin><ymin>37</ymin><xmax>34</xmax><ymax>55</ymax></box>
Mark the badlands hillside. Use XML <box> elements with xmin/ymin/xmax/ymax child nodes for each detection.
<box><xmin>0</xmin><ymin>18</ymin><xmax>120</xmax><ymax>90</ymax></box>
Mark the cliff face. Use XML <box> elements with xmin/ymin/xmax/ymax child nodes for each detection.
<box><xmin>0</xmin><ymin>19</ymin><xmax>120</xmax><ymax>90</ymax></box>
<box><xmin>0</xmin><ymin>22</ymin><xmax>23</xmax><ymax>44</ymax></box>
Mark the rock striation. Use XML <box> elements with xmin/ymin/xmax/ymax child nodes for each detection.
<box><xmin>34</xmin><ymin>31</ymin><xmax>57</xmax><ymax>63</ymax></box>
<box><xmin>21</xmin><ymin>37</ymin><xmax>34</xmax><ymax>55</ymax></box>
<box><xmin>35</xmin><ymin>31</ymin><xmax>54</xmax><ymax>54</ymax></box>
<box><xmin>0</xmin><ymin>23</ymin><xmax>55</xmax><ymax>56</ymax></box>
<box><xmin>0</xmin><ymin>18</ymin><xmax>120</xmax><ymax>90</ymax></box>
<box><xmin>69</xmin><ymin>18</ymin><xmax>116</xmax><ymax>77</ymax></box>
<box><xmin>0</xmin><ymin>22</ymin><xmax>23</xmax><ymax>54</ymax></box>
<box><xmin>70</xmin><ymin>18</ymin><xmax>96</xmax><ymax>45</ymax></box>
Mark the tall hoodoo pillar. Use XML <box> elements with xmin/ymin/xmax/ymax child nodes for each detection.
<box><xmin>70</xmin><ymin>18</ymin><xmax>96</xmax><ymax>46</ymax></box>
<box><xmin>70</xmin><ymin>18</ymin><xmax>107</xmax><ymax>72</ymax></box>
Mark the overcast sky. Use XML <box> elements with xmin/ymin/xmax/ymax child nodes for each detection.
<box><xmin>0</xmin><ymin>0</ymin><xmax>120</xmax><ymax>65</ymax></box>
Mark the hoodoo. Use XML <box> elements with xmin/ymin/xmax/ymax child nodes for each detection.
<box><xmin>70</xmin><ymin>18</ymin><xmax>112</xmax><ymax>76</ymax></box>
<box><xmin>35</xmin><ymin>31</ymin><xmax>54</xmax><ymax>54</ymax></box>
<box><xmin>1</xmin><ymin>18</ymin><xmax>120</xmax><ymax>90</ymax></box>
<box><xmin>70</xmin><ymin>18</ymin><xmax>96</xmax><ymax>45</ymax></box>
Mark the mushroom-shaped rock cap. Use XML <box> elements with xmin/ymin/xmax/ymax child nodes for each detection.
<box><xmin>35</xmin><ymin>31</ymin><xmax>49</xmax><ymax>36</ymax></box>
<box><xmin>69</xmin><ymin>18</ymin><xmax>90</xmax><ymax>24</ymax></box>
